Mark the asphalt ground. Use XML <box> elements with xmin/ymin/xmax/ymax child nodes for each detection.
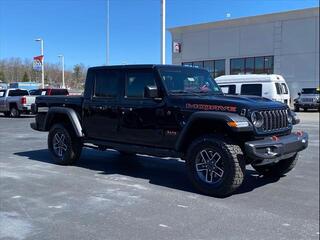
<box><xmin>0</xmin><ymin>112</ymin><xmax>319</xmax><ymax>240</ymax></box>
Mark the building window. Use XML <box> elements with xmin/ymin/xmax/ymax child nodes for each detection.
<box><xmin>182</xmin><ymin>59</ymin><xmax>225</xmax><ymax>79</ymax></box>
<box><xmin>230</xmin><ymin>58</ymin><xmax>245</xmax><ymax>74</ymax></box>
<box><xmin>230</xmin><ymin>56</ymin><xmax>274</xmax><ymax>75</ymax></box>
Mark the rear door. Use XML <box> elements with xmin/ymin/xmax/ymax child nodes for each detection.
<box><xmin>82</xmin><ymin>68</ymin><xmax>122</xmax><ymax>141</ymax></box>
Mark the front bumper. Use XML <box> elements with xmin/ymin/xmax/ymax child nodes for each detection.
<box><xmin>295</xmin><ymin>102</ymin><xmax>319</xmax><ymax>108</ymax></box>
<box><xmin>245</xmin><ymin>132</ymin><xmax>308</xmax><ymax>166</ymax></box>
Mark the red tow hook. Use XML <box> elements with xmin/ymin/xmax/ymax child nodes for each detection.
<box><xmin>271</xmin><ymin>135</ymin><xmax>279</xmax><ymax>141</ymax></box>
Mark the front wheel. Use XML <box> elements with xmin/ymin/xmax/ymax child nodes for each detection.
<box><xmin>186</xmin><ymin>136</ymin><xmax>245</xmax><ymax>197</ymax></box>
<box><xmin>252</xmin><ymin>153</ymin><xmax>298</xmax><ymax>177</ymax></box>
<box><xmin>48</xmin><ymin>124</ymin><xmax>82</xmax><ymax>165</ymax></box>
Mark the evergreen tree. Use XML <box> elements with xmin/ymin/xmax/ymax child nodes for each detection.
<box><xmin>22</xmin><ymin>72</ymin><xmax>30</xmax><ymax>82</ymax></box>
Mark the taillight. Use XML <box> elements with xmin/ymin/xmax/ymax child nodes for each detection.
<box><xmin>21</xmin><ymin>96</ymin><xmax>27</xmax><ymax>104</ymax></box>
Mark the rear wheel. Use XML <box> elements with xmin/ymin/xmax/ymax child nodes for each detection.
<box><xmin>303</xmin><ymin>108</ymin><xmax>308</xmax><ymax>112</ymax></box>
<box><xmin>186</xmin><ymin>136</ymin><xmax>245</xmax><ymax>197</ymax></box>
<box><xmin>48</xmin><ymin>124</ymin><xmax>82</xmax><ymax>165</ymax></box>
<box><xmin>252</xmin><ymin>153</ymin><xmax>298</xmax><ymax>177</ymax></box>
<box><xmin>10</xmin><ymin>107</ymin><xmax>20</xmax><ymax>117</ymax></box>
<box><xmin>294</xmin><ymin>106</ymin><xmax>299</xmax><ymax>112</ymax></box>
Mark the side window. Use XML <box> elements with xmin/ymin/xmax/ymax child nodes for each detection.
<box><xmin>125</xmin><ymin>70</ymin><xmax>156</xmax><ymax>99</ymax></box>
<box><xmin>94</xmin><ymin>69</ymin><xmax>120</xmax><ymax>98</ymax></box>
<box><xmin>241</xmin><ymin>84</ymin><xmax>262</xmax><ymax>96</ymax></box>
<box><xmin>275</xmin><ymin>83</ymin><xmax>282</xmax><ymax>94</ymax></box>
<box><xmin>220</xmin><ymin>85</ymin><xmax>236</xmax><ymax>94</ymax></box>
<box><xmin>0</xmin><ymin>90</ymin><xmax>6</xmax><ymax>97</ymax></box>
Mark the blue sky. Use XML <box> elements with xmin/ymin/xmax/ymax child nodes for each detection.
<box><xmin>0</xmin><ymin>0</ymin><xmax>319</xmax><ymax>69</ymax></box>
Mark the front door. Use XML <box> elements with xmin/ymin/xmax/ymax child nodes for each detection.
<box><xmin>118</xmin><ymin>69</ymin><xmax>165</xmax><ymax>147</ymax></box>
<box><xmin>82</xmin><ymin>69</ymin><xmax>122</xmax><ymax>141</ymax></box>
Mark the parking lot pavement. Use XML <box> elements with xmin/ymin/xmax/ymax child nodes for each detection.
<box><xmin>0</xmin><ymin>112</ymin><xmax>319</xmax><ymax>240</ymax></box>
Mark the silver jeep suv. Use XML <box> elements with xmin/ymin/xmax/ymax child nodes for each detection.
<box><xmin>294</xmin><ymin>88</ymin><xmax>320</xmax><ymax>112</ymax></box>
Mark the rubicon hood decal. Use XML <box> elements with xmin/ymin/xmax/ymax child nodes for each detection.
<box><xmin>186</xmin><ymin>103</ymin><xmax>237</xmax><ymax>112</ymax></box>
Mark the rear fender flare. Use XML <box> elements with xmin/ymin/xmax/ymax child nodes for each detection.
<box><xmin>44</xmin><ymin>107</ymin><xmax>83</xmax><ymax>137</ymax></box>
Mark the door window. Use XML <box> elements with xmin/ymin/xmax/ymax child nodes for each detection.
<box><xmin>241</xmin><ymin>84</ymin><xmax>262</xmax><ymax>96</ymax></box>
<box><xmin>94</xmin><ymin>69</ymin><xmax>120</xmax><ymax>98</ymax></box>
<box><xmin>125</xmin><ymin>70</ymin><xmax>157</xmax><ymax>99</ymax></box>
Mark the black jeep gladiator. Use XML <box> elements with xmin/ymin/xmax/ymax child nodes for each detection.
<box><xmin>31</xmin><ymin>65</ymin><xmax>308</xmax><ymax>197</ymax></box>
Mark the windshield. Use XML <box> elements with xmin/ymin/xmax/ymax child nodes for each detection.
<box><xmin>158</xmin><ymin>67</ymin><xmax>222</xmax><ymax>95</ymax></box>
<box><xmin>301</xmin><ymin>88</ymin><xmax>320</xmax><ymax>94</ymax></box>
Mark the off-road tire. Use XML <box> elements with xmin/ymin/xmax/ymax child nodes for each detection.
<box><xmin>48</xmin><ymin>124</ymin><xmax>82</xmax><ymax>165</ymax></box>
<box><xmin>10</xmin><ymin>107</ymin><xmax>20</xmax><ymax>117</ymax></box>
<box><xmin>252</xmin><ymin>153</ymin><xmax>298</xmax><ymax>177</ymax></box>
<box><xmin>186</xmin><ymin>135</ymin><xmax>245</xmax><ymax>197</ymax></box>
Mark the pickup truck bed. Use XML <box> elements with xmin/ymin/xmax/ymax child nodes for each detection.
<box><xmin>35</xmin><ymin>96</ymin><xmax>83</xmax><ymax>113</ymax></box>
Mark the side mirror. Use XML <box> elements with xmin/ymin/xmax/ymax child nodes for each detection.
<box><xmin>144</xmin><ymin>85</ymin><xmax>159</xmax><ymax>99</ymax></box>
<box><xmin>298</xmin><ymin>92</ymin><xmax>301</xmax><ymax>96</ymax></box>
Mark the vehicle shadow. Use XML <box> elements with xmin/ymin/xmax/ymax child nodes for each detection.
<box><xmin>14</xmin><ymin>148</ymin><xmax>280</xmax><ymax>197</ymax></box>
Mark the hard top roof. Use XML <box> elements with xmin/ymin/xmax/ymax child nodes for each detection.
<box><xmin>88</xmin><ymin>64</ymin><xmax>200</xmax><ymax>71</ymax></box>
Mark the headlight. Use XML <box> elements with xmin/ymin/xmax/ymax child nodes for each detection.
<box><xmin>289</xmin><ymin>110</ymin><xmax>300</xmax><ymax>125</ymax></box>
<box><xmin>251</xmin><ymin>112</ymin><xmax>264</xmax><ymax>128</ymax></box>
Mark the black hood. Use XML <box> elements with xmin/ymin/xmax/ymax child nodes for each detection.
<box><xmin>168</xmin><ymin>94</ymin><xmax>287</xmax><ymax>113</ymax></box>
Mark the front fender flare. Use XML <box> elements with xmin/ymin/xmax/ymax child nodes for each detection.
<box><xmin>175</xmin><ymin>111</ymin><xmax>252</xmax><ymax>151</ymax></box>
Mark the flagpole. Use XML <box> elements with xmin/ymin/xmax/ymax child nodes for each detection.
<box><xmin>35</xmin><ymin>38</ymin><xmax>44</xmax><ymax>88</ymax></box>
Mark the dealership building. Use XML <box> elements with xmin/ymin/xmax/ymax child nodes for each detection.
<box><xmin>169</xmin><ymin>7</ymin><xmax>319</xmax><ymax>98</ymax></box>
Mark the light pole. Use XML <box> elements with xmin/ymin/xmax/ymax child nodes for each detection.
<box><xmin>160</xmin><ymin>0</ymin><xmax>166</xmax><ymax>64</ymax></box>
<box><xmin>35</xmin><ymin>38</ymin><xmax>44</xmax><ymax>88</ymax></box>
<box><xmin>58</xmin><ymin>55</ymin><xmax>65</xmax><ymax>88</ymax></box>
<box><xmin>106</xmin><ymin>0</ymin><xmax>110</xmax><ymax>65</ymax></box>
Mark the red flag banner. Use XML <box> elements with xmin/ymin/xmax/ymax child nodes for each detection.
<box><xmin>33</xmin><ymin>55</ymin><xmax>44</xmax><ymax>71</ymax></box>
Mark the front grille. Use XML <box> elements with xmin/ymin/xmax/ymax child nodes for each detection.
<box><xmin>259</xmin><ymin>109</ymin><xmax>289</xmax><ymax>132</ymax></box>
<box><xmin>301</xmin><ymin>98</ymin><xmax>314</xmax><ymax>102</ymax></box>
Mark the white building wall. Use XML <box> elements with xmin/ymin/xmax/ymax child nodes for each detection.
<box><xmin>169</xmin><ymin>8</ymin><xmax>319</xmax><ymax>98</ymax></box>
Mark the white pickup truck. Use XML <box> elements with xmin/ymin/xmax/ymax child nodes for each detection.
<box><xmin>0</xmin><ymin>88</ymin><xmax>36</xmax><ymax>117</ymax></box>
